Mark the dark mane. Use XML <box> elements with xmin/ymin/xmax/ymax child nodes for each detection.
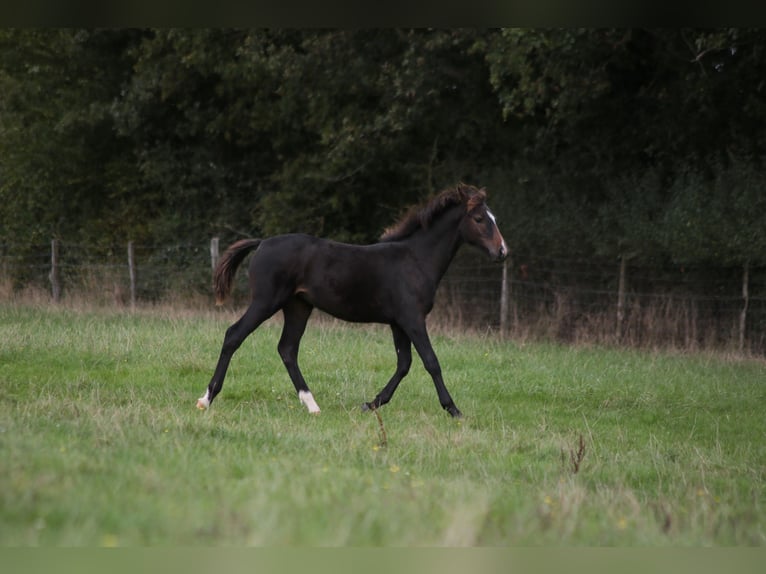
<box><xmin>380</xmin><ymin>183</ymin><xmax>487</xmax><ymax>242</ymax></box>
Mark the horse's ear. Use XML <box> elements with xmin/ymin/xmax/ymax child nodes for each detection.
<box><xmin>458</xmin><ymin>183</ymin><xmax>487</xmax><ymax>211</ymax></box>
<box><xmin>456</xmin><ymin>182</ymin><xmax>472</xmax><ymax>200</ymax></box>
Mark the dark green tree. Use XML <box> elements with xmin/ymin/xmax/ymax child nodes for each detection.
<box><xmin>2</xmin><ymin>27</ymin><xmax>766</xmax><ymax>272</ymax></box>
<box><xmin>663</xmin><ymin>157</ymin><xmax>766</xmax><ymax>266</ymax></box>
<box><xmin>0</xmin><ymin>29</ymin><xmax>142</xmax><ymax>246</ymax></box>
<box><xmin>108</xmin><ymin>29</ymin><xmax>514</xmax><ymax>243</ymax></box>
<box><xmin>484</xmin><ymin>28</ymin><xmax>766</xmax><ymax>261</ymax></box>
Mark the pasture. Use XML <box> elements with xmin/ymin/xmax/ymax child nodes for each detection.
<box><xmin>0</xmin><ymin>303</ymin><xmax>764</xmax><ymax>545</ymax></box>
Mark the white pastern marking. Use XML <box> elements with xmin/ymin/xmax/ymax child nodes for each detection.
<box><xmin>299</xmin><ymin>390</ymin><xmax>321</xmax><ymax>414</ymax></box>
<box><xmin>197</xmin><ymin>390</ymin><xmax>211</xmax><ymax>410</ymax></box>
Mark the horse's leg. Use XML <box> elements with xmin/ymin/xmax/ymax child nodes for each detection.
<box><xmin>404</xmin><ymin>321</ymin><xmax>462</xmax><ymax>418</ymax></box>
<box><xmin>277</xmin><ymin>297</ymin><xmax>319</xmax><ymax>413</ymax></box>
<box><xmin>363</xmin><ymin>324</ymin><xmax>412</xmax><ymax>411</ymax></box>
<box><xmin>197</xmin><ymin>301</ymin><xmax>276</xmax><ymax>409</ymax></box>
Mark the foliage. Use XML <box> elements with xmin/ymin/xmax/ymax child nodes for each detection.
<box><xmin>0</xmin><ymin>30</ymin><xmax>142</xmax><ymax>246</ymax></box>
<box><xmin>662</xmin><ymin>156</ymin><xmax>766</xmax><ymax>265</ymax></box>
<box><xmin>108</xmin><ymin>29</ymin><xmax>509</xmax><ymax>243</ymax></box>
<box><xmin>1</xmin><ymin>28</ymin><xmax>765</xmax><ymax>266</ymax></box>
<box><xmin>485</xmin><ymin>29</ymin><xmax>766</xmax><ymax>260</ymax></box>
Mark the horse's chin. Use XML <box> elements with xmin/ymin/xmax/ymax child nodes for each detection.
<box><xmin>488</xmin><ymin>249</ymin><xmax>508</xmax><ymax>263</ymax></box>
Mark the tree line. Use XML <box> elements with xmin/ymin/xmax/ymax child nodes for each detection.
<box><xmin>1</xmin><ymin>29</ymin><xmax>765</xmax><ymax>278</ymax></box>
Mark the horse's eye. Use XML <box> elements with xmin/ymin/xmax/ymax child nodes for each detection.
<box><xmin>473</xmin><ymin>215</ymin><xmax>484</xmax><ymax>223</ymax></box>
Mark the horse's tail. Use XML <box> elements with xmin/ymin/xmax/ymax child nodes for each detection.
<box><xmin>213</xmin><ymin>239</ymin><xmax>262</xmax><ymax>305</ymax></box>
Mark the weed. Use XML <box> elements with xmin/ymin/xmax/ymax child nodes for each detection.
<box><xmin>561</xmin><ymin>434</ymin><xmax>586</xmax><ymax>475</ymax></box>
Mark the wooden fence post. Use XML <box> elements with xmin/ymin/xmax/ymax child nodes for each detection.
<box><xmin>127</xmin><ymin>241</ymin><xmax>137</xmax><ymax>310</ymax></box>
<box><xmin>50</xmin><ymin>239</ymin><xmax>61</xmax><ymax>303</ymax></box>
<box><xmin>210</xmin><ymin>237</ymin><xmax>220</xmax><ymax>277</ymax></box>
<box><xmin>739</xmin><ymin>260</ymin><xmax>749</xmax><ymax>353</ymax></box>
<box><xmin>616</xmin><ymin>255</ymin><xmax>627</xmax><ymax>341</ymax></box>
<box><xmin>500</xmin><ymin>256</ymin><xmax>511</xmax><ymax>336</ymax></box>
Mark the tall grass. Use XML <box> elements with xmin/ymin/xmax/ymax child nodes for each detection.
<box><xmin>1</xmin><ymin>302</ymin><xmax>764</xmax><ymax>545</ymax></box>
<box><xmin>4</xmin><ymin>267</ymin><xmax>763</xmax><ymax>355</ymax></box>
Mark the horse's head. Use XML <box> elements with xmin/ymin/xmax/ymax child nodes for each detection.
<box><xmin>458</xmin><ymin>185</ymin><xmax>508</xmax><ymax>262</ymax></box>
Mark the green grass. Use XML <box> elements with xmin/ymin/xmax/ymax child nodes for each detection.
<box><xmin>0</xmin><ymin>303</ymin><xmax>764</xmax><ymax>546</ymax></box>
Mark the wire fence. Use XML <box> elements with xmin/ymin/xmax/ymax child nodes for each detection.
<box><xmin>440</xmin><ymin>250</ymin><xmax>766</xmax><ymax>354</ymax></box>
<box><xmin>2</xmin><ymin>239</ymin><xmax>765</xmax><ymax>355</ymax></box>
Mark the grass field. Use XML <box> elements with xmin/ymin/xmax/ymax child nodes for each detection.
<box><xmin>0</xmin><ymin>302</ymin><xmax>764</xmax><ymax>546</ymax></box>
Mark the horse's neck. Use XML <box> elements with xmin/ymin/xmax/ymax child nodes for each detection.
<box><xmin>406</xmin><ymin>208</ymin><xmax>463</xmax><ymax>284</ymax></box>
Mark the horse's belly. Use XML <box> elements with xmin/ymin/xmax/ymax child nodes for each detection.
<box><xmin>300</xmin><ymin>286</ymin><xmax>391</xmax><ymax>324</ymax></box>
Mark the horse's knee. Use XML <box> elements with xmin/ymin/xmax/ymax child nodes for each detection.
<box><xmin>421</xmin><ymin>354</ymin><xmax>441</xmax><ymax>377</ymax></box>
<box><xmin>396</xmin><ymin>345</ymin><xmax>412</xmax><ymax>371</ymax></box>
<box><xmin>222</xmin><ymin>327</ymin><xmax>244</xmax><ymax>355</ymax></box>
<box><xmin>222</xmin><ymin>321</ymin><xmax>254</xmax><ymax>355</ymax></box>
<box><xmin>277</xmin><ymin>340</ymin><xmax>296</xmax><ymax>365</ymax></box>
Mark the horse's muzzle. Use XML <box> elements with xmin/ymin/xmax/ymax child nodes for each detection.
<box><xmin>492</xmin><ymin>241</ymin><xmax>509</xmax><ymax>262</ymax></box>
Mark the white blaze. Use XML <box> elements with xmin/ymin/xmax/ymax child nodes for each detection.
<box><xmin>487</xmin><ymin>209</ymin><xmax>507</xmax><ymax>254</ymax></box>
<box><xmin>299</xmin><ymin>390</ymin><xmax>321</xmax><ymax>414</ymax></box>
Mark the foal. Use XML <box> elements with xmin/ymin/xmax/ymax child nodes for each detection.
<box><xmin>197</xmin><ymin>183</ymin><xmax>507</xmax><ymax>418</ymax></box>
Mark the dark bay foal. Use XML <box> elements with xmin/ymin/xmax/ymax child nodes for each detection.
<box><xmin>197</xmin><ymin>183</ymin><xmax>508</xmax><ymax>418</ymax></box>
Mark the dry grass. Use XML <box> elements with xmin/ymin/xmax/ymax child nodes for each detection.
<box><xmin>2</xmin><ymin>266</ymin><xmax>760</xmax><ymax>358</ymax></box>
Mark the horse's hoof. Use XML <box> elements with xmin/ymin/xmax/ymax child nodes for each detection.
<box><xmin>446</xmin><ymin>406</ymin><xmax>463</xmax><ymax>419</ymax></box>
<box><xmin>196</xmin><ymin>399</ymin><xmax>209</xmax><ymax>410</ymax></box>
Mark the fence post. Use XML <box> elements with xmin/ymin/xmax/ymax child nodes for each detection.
<box><xmin>500</xmin><ymin>256</ymin><xmax>510</xmax><ymax>335</ymax></box>
<box><xmin>210</xmin><ymin>237</ymin><xmax>220</xmax><ymax>277</ymax></box>
<box><xmin>616</xmin><ymin>255</ymin><xmax>627</xmax><ymax>341</ymax></box>
<box><xmin>50</xmin><ymin>239</ymin><xmax>61</xmax><ymax>303</ymax></box>
<box><xmin>739</xmin><ymin>260</ymin><xmax>749</xmax><ymax>353</ymax></box>
<box><xmin>127</xmin><ymin>241</ymin><xmax>137</xmax><ymax>310</ymax></box>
